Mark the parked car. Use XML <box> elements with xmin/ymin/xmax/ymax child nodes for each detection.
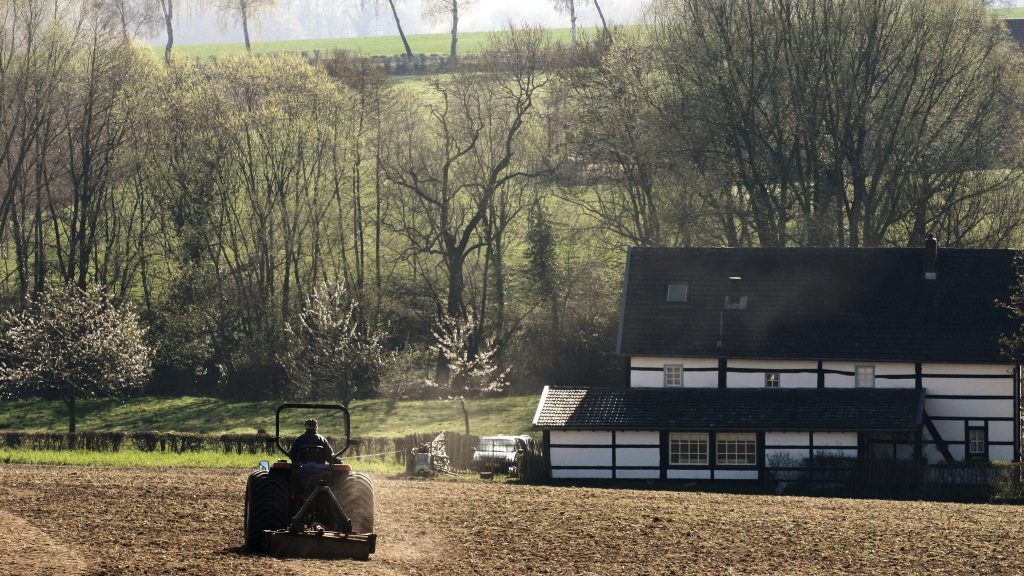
<box><xmin>472</xmin><ymin>435</ymin><xmax>535</xmax><ymax>473</ymax></box>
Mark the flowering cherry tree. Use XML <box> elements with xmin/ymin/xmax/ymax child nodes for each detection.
<box><xmin>0</xmin><ymin>284</ymin><xmax>152</xmax><ymax>433</ymax></box>
<box><xmin>282</xmin><ymin>281</ymin><xmax>393</xmax><ymax>404</ymax></box>
<box><xmin>430</xmin><ymin>312</ymin><xmax>509</xmax><ymax>397</ymax></box>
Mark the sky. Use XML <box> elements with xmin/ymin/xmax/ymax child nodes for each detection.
<box><xmin>156</xmin><ymin>0</ymin><xmax>649</xmax><ymax>46</ymax></box>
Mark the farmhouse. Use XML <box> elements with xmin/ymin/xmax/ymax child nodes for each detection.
<box><xmin>533</xmin><ymin>238</ymin><xmax>1022</xmax><ymax>481</ymax></box>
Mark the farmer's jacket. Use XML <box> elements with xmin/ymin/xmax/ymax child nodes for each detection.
<box><xmin>289</xmin><ymin>430</ymin><xmax>336</xmax><ymax>463</ymax></box>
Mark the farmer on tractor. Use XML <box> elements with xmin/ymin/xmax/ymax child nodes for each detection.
<box><xmin>290</xmin><ymin>418</ymin><xmax>338</xmax><ymax>463</ymax></box>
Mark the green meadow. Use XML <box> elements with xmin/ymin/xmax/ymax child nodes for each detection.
<box><xmin>160</xmin><ymin>27</ymin><xmax>582</xmax><ymax>60</ymax></box>
<box><xmin>0</xmin><ymin>394</ymin><xmax>539</xmax><ymax>437</ymax></box>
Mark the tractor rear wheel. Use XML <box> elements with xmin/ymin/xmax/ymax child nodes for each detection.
<box><xmin>335</xmin><ymin>472</ymin><xmax>374</xmax><ymax>533</ymax></box>
<box><xmin>244</xmin><ymin>470</ymin><xmax>289</xmax><ymax>552</ymax></box>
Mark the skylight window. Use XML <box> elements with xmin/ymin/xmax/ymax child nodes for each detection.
<box><xmin>666</xmin><ymin>283</ymin><xmax>688</xmax><ymax>302</ymax></box>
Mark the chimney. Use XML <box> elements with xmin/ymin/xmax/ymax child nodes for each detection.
<box><xmin>924</xmin><ymin>234</ymin><xmax>938</xmax><ymax>280</ymax></box>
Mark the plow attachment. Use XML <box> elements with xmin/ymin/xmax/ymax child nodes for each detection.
<box><xmin>263</xmin><ymin>482</ymin><xmax>376</xmax><ymax>560</ymax></box>
<box><xmin>264</xmin><ymin>529</ymin><xmax>377</xmax><ymax>561</ymax></box>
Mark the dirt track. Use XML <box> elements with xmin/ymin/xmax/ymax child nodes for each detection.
<box><xmin>0</xmin><ymin>465</ymin><xmax>1022</xmax><ymax>575</ymax></box>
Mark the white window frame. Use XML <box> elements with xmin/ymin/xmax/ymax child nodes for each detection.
<box><xmin>716</xmin><ymin>433</ymin><xmax>757</xmax><ymax>466</ymax></box>
<box><xmin>666</xmin><ymin>283</ymin><xmax>689</xmax><ymax>303</ymax></box>
<box><xmin>855</xmin><ymin>365</ymin><xmax>875</xmax><ymax>388</ymax></box>
<box><xmin>664</xmin><ymin>365</ymin><xmax>684</xmax><ymax>387</ymax></box>
<box><xmin>765</xmin><ymin>372</ymin><xmax>781</xmax><ymax>388</ymax></box>
<box><xmin>967</xmin><ymin>427</ymin><xmax>986</xmax><ymax>458</ymax></box>
<box><xmin>669</xmin><ymin>432</ymin><xmax>708</xmax><ymax>465</ymax></box>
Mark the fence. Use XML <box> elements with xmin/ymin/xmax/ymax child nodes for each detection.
<box><xmin>767</xmin><ymin>458</ymin><xmax>1024</xmax><ymax>502</ymax></box>
<box><xmin>0</xmin><ymin>429</ymin><xmax>548</xmax><ymax>480</ymax></box>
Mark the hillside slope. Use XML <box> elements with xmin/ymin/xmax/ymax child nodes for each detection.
<box><xmin>0</xmin><ymin>395</ymin><xmax>540</xmax><ymax>437</ymax></box>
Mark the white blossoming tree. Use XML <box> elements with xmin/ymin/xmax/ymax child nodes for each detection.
<box><xmin>430</xmin><ymin>312</ymin><xmax>509</xmax><ymax>397</ymax></box>
<box><xmin>0</xmin><ymin>284</ymin><xmax>152</xmax><ymax>434</ymax></box>
<box><xmin>282</xmin><ymin>281</ymin><xmax>394</xmax><ymax>404</ymax></box>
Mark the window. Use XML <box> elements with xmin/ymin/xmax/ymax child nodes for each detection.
<box><xmin>666</xmin><ymin>283</ymin><xmax>688</xmax><ymax>303</ymax></box>
<box><xmin>723</xmin><ymin>295</ymin><xmax>748</xmax><ymax>310</ymax></box>
<box><xmin>669</xmin><ymin>432</ymin><xmax>708</xmax><ymax>465</ymax></box>
<box><xmin>968</xmin><ymin>427</ymin><xmax>986</xmax><ymax>459</ymax></box>
<box><xmin>716</xmin><ymin>433</ymin><xmax>757</xmax><ymax>466</ymax></box>
<box><xmin>765</xmin><ymin>372</ymin><xmax>781</xmax><ymax>388</ymax></box>
<box><xmin>664</xmin><ymin>365</ymin><xmax>683</xmax><ymax>387</ymax></box>
<box><xmin>855</xmin><ymin>365</ymin><xmax>875</xmax><ymax>388</ymax></box>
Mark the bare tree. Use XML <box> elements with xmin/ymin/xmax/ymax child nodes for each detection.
<box><xmin>552</xmin><ymin>0</ymin><xmax>579</xmax><ymax>48</ymax></box>
<box><xmin>156</xmin><ymin>0</ymin><xmax>174</xmax><ymax>64</ymax></box>
<box><xmin>562</xmin><ymin>33</ymin><xmax>674</xmax><ymax>246</ymax></box>
<box><xmin>653</xmin><ymin>0</ymin><xmax>1024</xmax><ymax>247</ymax></box>
<box><xmin>212</xmin><ymin>0</ymin><xmax>279</xmax><ymax>54</ymax></box>
<box><xmin>423</xmin><ymin>0</ymin><xmax>475</xmax><ymax>63</ymax></box>
<box><xmin>55</xmin><ymin>22</ymin><xmax>148</xmax><ymax>291</ymax></box>
<box><xmin>364</xmin><ymin>0</ymin><xmax>414</xmax><ymax>59</ymax></box>
<box><xmin>381</xmin><ymin>26</ymin><xmax>551</xmax><ymax>384</ymax></box>
<box><xmin>592</xmin><ymin>0</ymin><xmax>609</xmax><ymax>36</ymax></box>
<box><xmin>0</xmin><ymin>0</ymin><xmax>83</xmax><ymax>301</ymax></box>
<box><xmin>96</xmin><ymin>0</ymin><xmax>162</xmax><ymax>41</ymax></box>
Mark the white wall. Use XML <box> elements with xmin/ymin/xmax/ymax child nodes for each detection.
<box><xmin>727</xmin><ymin>360</ymin><xmax>817</xmax><ymax>388</ymax></box>
<box><xmin>551</xmin><ymin>469</ymin><xmax>612</xmax><ymax>479</ymax></box>
<box><xmin>616</xmin><ymin>447</ymin><xmax>659</xmax><ymax>467</ymax></box>
<box><xmin>549</xmin><ymin>429</ymin><xmax>661</xmax><ymax>480</ymax></box>
<box><xmin>813</xmin><ymin>432</ymin><xmax>857</xmax><ymax>447</ymax></box>
<box><xmin>629</xmin><ymin>357</ymin><xmax>718</xmax><ymax>388</ymax></box>
<box><xmin>714</xmin><ymin>470</ymin><xmax>759</xmax><ymax>480</ymax></box>
<box><xmin>561</xmin><ymin>360</ymin><xmax>1018</xmax><ymax>473</ymax></box>
<box><xmin>765</xmin><ymin>432</ymin><xmax>810</xmax><ymax>446</ymax></box>
<box><xmin>916</xmin><ymin>363</ymin><xmax>1018</xmax><ymax>463</ymax></box>
<box><xmin>925</xmin><ymin>399</ymin><xmax>1011</xmax><ymax>419</ymax></box>
<box><xmin>550</xmin><ymin>431</ymin><xmax>611</xmax><ymax>445</ymax></box>
<box><xmin>616</xmin><ymin>431</ymin><xmax>659</xmax><ymax>445</ymax></box>
<box><xmin>550</xmin><ymin>447</ymin><xmax>612</xmax><ymax>467</ymax></box>
<box><xmin>989</xmin><ymin>421</ymin><xmax>1016</xmax><ymax>444</ymax></box>
<box><xmin>667</xmin><ymin>469</ymin><xmax>710</xmax><ymax>480</ymax></box>
<box><xmin>631</xmin><ymin>357</ymin><xmax>718</xmax><ymax>369</ymax></box>
<box><xmin>821</xmin><ymin>361</ymin><xmax>917</xmax><ymax>388</ymax></box>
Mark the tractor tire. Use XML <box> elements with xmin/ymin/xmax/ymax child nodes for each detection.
<box><xmin>335</xmin><ymin>472</ymin><xmax>374</xmax><ymax>534</ymax></box>
<box><xmin>244</xmin><ymin>470</ymin><xmax>289</xmax><ymax>552</ymax></box>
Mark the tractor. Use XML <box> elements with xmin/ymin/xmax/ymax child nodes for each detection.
<box><xmin>243</xmin><ymin>403</ymin><xmax>376</xmax><ymax>560</ymax></box>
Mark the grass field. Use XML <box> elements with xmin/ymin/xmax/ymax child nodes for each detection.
<box><xmin>0</xmin><ymin>394</ymin><xmax>539</xmax><ymax>437</ymax></box>
<box><xmin>0</xmin><ymin>447</ymin><xmax>405</xmax><ymax>472</ymax></box>
<box><xmin>996</xmin><ymin>8</ymin><xmax>1024</xmax><ymax>18</ymax></box>
<box><xmin>162</xmin><ymin>27</ymin><xmax>581</xmax><ymax>60</ymax></box>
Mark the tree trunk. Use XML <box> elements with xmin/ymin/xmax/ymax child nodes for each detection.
<box><xmin>569</xmin><ymin>0</ymin><xmax>578</xmax><ymax>49</ymax></box>
<box><xmin>163</xmin><ymin>0</ymin><xmax>174</xmax><ymax>65</ymax></box>
<box><xmin>449</xmin><ymin>0</ymin><xmax>459</xmax><ymax>63</ymax></box>
<box><xmin>33</xmin><ymin>191</ymin><xmax>45</xmax><ymax>297</ymax></box>
<box><xmin>593</xmin><ymin>0</ymin><xmax>609</xmax><ymax>37</ymax></box>
<box><xmin>66</xmin><ymin>395</ymin><xmax>76</xmax><ymax>435</ymax></box>
<box><xmin>242</xmin><ymin>6</ymin><xmax>252</xmax><ymax>54</ymax></box>
<box><xmin>388</xmin><ymin>0</ymin><xmax>414</xmax><ymax>59</ymax></box>
<box><xmin>435</xmin><ymin>251</ymin><xmax>466</xmax><ymax>388</ymax></box>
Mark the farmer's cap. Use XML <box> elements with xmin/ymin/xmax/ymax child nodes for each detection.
<box><xmin>304</xmin><ymin>418</ymin><xmax>317</xmax><ymax>430</ymax></box>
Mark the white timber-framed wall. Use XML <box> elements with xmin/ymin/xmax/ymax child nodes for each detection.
<box><xmin>543</xmin><ymin>357</ymin><xmax>1021</xmax><ymax>481</ymax></box>
<box><xmin>628</xmin><ymin>356</ymin><xmax>1020</xmax><ymax>466</ymax></box>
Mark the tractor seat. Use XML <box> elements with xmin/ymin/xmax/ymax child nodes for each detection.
<box><xmin>295</xmin><ymin>444</ymin><xmax>331</xmax><ymax>464</ymax></box>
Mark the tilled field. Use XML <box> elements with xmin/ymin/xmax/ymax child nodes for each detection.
<box><xmin>0</xmin><ymin>465</ymin><xmax>1022</xmax><ymax>575</ymax></box>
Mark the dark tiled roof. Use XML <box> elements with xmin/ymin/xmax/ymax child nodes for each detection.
<box><xmin>1006</xmin><ymin>19</ymin><xmax>1024</xmax><ymax>45</ymax></box>
<box><xmin>617</xmin><ymin>247</ymin><xmax>1018</xmax><ymax>363</ymax></box>
<box><xmin>533</xmin><ymin>386</ymin><xmax>925</xmax><ymax>432</ymax></box>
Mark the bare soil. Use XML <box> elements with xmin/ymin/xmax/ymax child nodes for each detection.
<box><xmin>0</xmin><ymin>465</ymin><xmax>1021</xmax><ymax>575</ymax></box>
